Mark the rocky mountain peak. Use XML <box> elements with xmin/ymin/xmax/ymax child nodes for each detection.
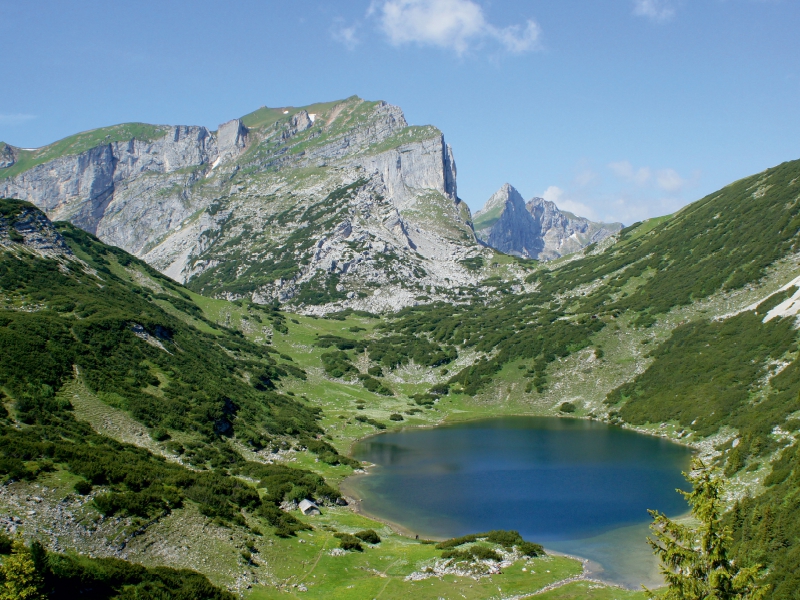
<box><xmin>481</xmin><ymin>183</ymin><xmax>526</xmax><ymax>215</ymax></box>
<box><xmin>473</xmin><ymin>184</ymin><xmax>542</xmax><ymax>258</ymax></box>
<box><xmin>216</xmin><ymin>119</ymin><xmax>248</xmax><ymax>162</ymax></box>
<box><xmin>474</xmin><ymin>185</ymin><xmax>623</xmax><ymax>260</ymax></box>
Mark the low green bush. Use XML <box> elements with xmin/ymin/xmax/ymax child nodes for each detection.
<box><xmin>354</xmin><ymin>529</ymin><xmax>381</xmax><ymax>544</ymax></box>
<box><xmin>73</xmin><ymin>480</ymin><xmax>92</xmax><ymax>495</ymax></box>
<box><xmin>334</xmin><ymin>533</ymin><xmax>363</xmax><ymax>551</ymax></box>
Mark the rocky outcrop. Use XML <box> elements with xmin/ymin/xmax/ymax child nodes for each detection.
<box><xmin>526</xmin><ymin>197</ymin><xmax>623</xmax><ymax>260</ymax></box>
<box><xmin>0</xmin><ymin>144</ymin><xmax>16</xmax><ymax>169</ymax></box>
<box><xmin>0</xmin><ymin>126</ymin><xmax>221</xmax><ymax>235</ymax></box>
<box><xmin>473</xmin><ymin>183</ymin><xmax>623</xmax><ymax>260</ymax></box>
<box><xmin>0</xmin><ymin>199</ymin><xmax>74</xmax><ymax>259</ymax></box>
<box><xmin>357</xmin><ymin>133</ymin><xmax>458</xmax><ymax>210</ymax></box>
<box><xmin>216</xmin><ymin>119</ymin><xmax>248</xmax><ymax>163</ymax></box>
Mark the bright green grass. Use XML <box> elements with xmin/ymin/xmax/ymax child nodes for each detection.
<box><xmin>364</xmin><ymin>125</ymin><xmax>441</xmax><ymax>156</ymax></box>
<box><xmin>538</xmin><ymin>581</ymin><xmax>648</xmax><ymax>599</ymax></box>
<box><xmin>616</xmin><ymin>215</ymin><xmax>672</xmax><ymax>245</ymax></box>
<box><xmin>246</xmin><ymin>508</ymin><xmax>589</xmax><ymax>599</ymax></box>
<box><xmin>241</xmin><ymin>99</ymin><xmax>349</xmax><ymax>130</ymax></box>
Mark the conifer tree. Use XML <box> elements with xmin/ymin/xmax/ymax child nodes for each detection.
<box><xmin>0</xmin><ymin>539</ymin><xmax>44</xmax><ymax>600</ymax></box>
<box><xmin>646</xmin><ymin>458</ymin><xmax>768</xmax><ymax>600</ymax></box>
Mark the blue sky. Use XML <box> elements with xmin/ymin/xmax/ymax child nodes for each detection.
<box><xmin>1</xmin><ymin>0</ymin><xmax>798</xmax><ymax>224</ymax></box>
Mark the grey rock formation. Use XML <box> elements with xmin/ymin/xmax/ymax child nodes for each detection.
<box><xmin>473</xmin><ymin>183</ymin><xmax>623</xmax><ymax>260</ymax></box>
<box><xmin>526</xmin><ymin>197</ymin><xmax>622</xmax><ymax>260</ymax></box>
<box><xmin>0</xmin><ymin>97</ymin><xmax>486</xmax><ymax>313</ymax></box>
<box><xmin>471</xmin><ymin>184</ymin><xmax>542</xmax><ymax>257</ymax></box>
<box><xmin>0</xmin><ymin>201</ymin><xmax>74</xmax><ymax>259</ymax></box>
<box><xmin>216</xmin><ymin>119</ymin><xmax>248</xmax><ymax>163</ymax></box>
<box><xmin>0</xmin><ymin>143</ymin><xmax>16</xmax><ymax>169</ymax></box>
<box><xmin>0</xmin><ymin>126</ymin><xmax>220</xmax><ymax>236</ymax></box>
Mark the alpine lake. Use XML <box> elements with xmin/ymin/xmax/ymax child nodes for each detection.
<box><xmin>342</xmin><ymin>416</ymin><xmax>694</xmax><ymax>589</ymax></box>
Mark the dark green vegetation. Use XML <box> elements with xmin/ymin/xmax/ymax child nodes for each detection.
<box><xmin>0</xmin><ymin>537</ymin><xmax>233</xmax><ymax>599</ymax></box>
<box><xmin>435</xmin><ymin>530</ymin><xmax>544</xmax><ymax>562</ymax></box>
<box><xmin>647</xmin><ymin>459</ymin><xmax>767</xmax><ymax>600</ymax></box>
<box><xmin>332</xmin><ymin>529</ymin><xmax>380</xmax><ymax>552</ymax></box>
<box><xmin>377</xmin><ymin>302</ymin><xmax>603</xmax><ymax>397</ymax></box>
<box><xmin>333</xmin><ymin>533</ymin><xmax>363</xmax><ymax>552</ymax></box>
<box><xmin>0</xmin><ymin>200</ymin><xmax>348</xmax><ymax>541</ymax></box>
<box><xmin>728</xmin><ymin>441</ymin><xmax>800</xmax><ymax>598</ymax></box>
<box><xmin>609</xmin><ymin>309</ymin><xmax>798</xmax><ymax>444</ymax></box>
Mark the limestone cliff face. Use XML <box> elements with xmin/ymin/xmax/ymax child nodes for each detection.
<box><xmin>359</xmin><ymin>134</ymin><xmax>457</xmax><ymax>211</ymax></box>
<box><xmin>0</xmin><ymin>98</ymin><xmax>484</xmax><ymax>313</ymax></box>
<box><xmin>473</xmin><ymin>183</ymin><xmax>623</xmax><ymax>260</ymax></box>
<box><xmin>0</xmin><ymin>125</ymin><xmax>223</xmax><ymax>237</ymax></box>
<box><xmin>0</xmin><ymin>144</ymin><xmax>16</xmax><ymax>169</ymax></box>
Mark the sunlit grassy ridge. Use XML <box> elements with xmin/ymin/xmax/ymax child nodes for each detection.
<box><xmin>0</xmin><ymin>123</ymin><xmax>170</xmax><ymax>180</ymax></box>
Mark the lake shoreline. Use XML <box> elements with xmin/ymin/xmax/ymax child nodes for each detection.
<box><xmin>344</xmin><ymin>410</ymin><xmax>701</xmax><ymax>459</ymax></box>
<box><xmin>342</xmin><ymin>468</ymin><xmax>664</xmax><ymax>591</ymax></box>
<box><xmin>340</xmin><ymin>414</ymin><xmax>692</xmax><ymax>590</ymax></box>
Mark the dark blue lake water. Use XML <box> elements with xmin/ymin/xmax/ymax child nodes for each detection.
<box><xmin>344</xmin><ymin>416</ymin><xmax>693</xmax><ymax>588</ymax></box>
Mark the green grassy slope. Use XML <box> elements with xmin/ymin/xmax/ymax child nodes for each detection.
<box><xmin>0</xmin><ymin>200</ymin><xmax>359</xmax><ymax>593</ymax></box>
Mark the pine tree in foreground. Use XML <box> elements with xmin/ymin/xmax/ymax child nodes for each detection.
<box><xmin>0</xmin><ymin>539</ymin><xmax>44</xmax><ymax>600</ymax></box>
<box><xmin>646</xmin><ymin>458</ymin><xmax>768</xmax><ymax>600</ymax></box>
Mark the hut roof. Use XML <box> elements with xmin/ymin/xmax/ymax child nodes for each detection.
<box><xmin>298</xmin><ymin>499</ymin><xmax>320</xmax><ymax>515</ymax></box>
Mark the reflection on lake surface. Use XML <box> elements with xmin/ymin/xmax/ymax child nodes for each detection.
<box><xmin>344</xmin><ymin>416</ymin><xmax>693</xmax><ymax>589</ymax></box>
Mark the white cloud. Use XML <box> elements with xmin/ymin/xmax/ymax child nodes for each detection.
<box><xmin>608</xmin><ymin>160</ymin><xmax>651</xmax><ymax>185</ymax></box>
<box><xmin>371</xmin><ymin>0</ymin><xmax>540</xmax><ymax>55</ymax></box>
<box><xmin>632</xmin><ymin>0</ymin><xmax>675</xmax><ymax>22</ymax></box>
<box><xmin>0</xmin><ymin>113</ymin><xmax>36</xmax><ymax>125</ymax></box>
<box><xmin>609</xmin><ymin>161</ymin><xmax>691</xmax><ymax>193</ymax></box>
<box><xmin>332</xmin><ymin>22</ymin><xmax>360</xmax><ymax>50</ymax></box>
<box><xmin>489</xmin><ymin>20</ymin><xmax>541</xmax><ymax>54</ymax></box>
<box><xmin>655</xmin><ymin>168</ymin><xmax>685</xmax><ymax>192</ymax></box>
<box><xmin>541</xmin><ymin>185</ymin><xmax>597</xmax><ymax>220</ymax></box>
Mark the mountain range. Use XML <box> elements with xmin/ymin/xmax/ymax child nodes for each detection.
<box><xmin>473</xmin><ymin>183</ymin><xmax>622</xmax><ymax>260</ymax></box>
<box><xmin>0</xmin><ymin>97</ymin><xmax>612</xmax><ymax>314</ymax></box>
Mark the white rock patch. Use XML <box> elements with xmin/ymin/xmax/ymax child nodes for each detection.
<box><xmin>764</xmin><ymin>276</ymin><xmax>800</xmax><ymax>322</ymax></box>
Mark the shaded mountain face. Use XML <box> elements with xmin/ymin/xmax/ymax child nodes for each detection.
<box><xmin>0</xmin><ymin>97</ymin><xmax>482</xmax><ymax>313</ymax></box>
<box><xmin>470</xmin><ymin>184</ymin><xmax>543</xmax><ymax>258</ymax></box>
<box><xmin>473</xmin><ymin>183</ymin><xmax>623</xmax><ymax>260</ymax></box>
